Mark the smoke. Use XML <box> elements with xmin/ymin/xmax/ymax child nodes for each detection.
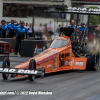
<box><xmin>87</xmin><ymin>38</ymin><xmax>100</xmax><ymax>55</ymax></box>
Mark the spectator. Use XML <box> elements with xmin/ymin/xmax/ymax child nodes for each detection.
<box><xmin>7</xmin><ymin>19</ymin><xmax>19</xmax><ymax>38</ymax></box>
<box><xmin>47</xmin><ymin>21</ymin><xmax>54</xmax><ymax>36</ymax></box>
<box><xmin>43</xmin><ymin>24</ymin><xmax>49</xmax><ymax>37</ymax></box>
<box><xmin>25</xmin><ymin>23</ymin><xmax>29</xmax><ymax>29</ymax></box>
<box><xmin>42</xmin><ymin>24</ymin><xmax>48</xmax><ymax>40</ymax></box>
<box><xmin>27</xmin><ymin>23</ymin><xmax>33</xmax><ymax>37</ymax></box>
<box><xmin>7</xmin><ymin>22</ymin><xmax>9</xmax><ymax>25</ymax></box>
<box><xmin>0</xmin><ymin>21</ymin><xmax>2</xmax><ymax>38</ymax></box>
<box><xmin>56</xmin><ymin>24</ymin><xmax>61</xmax><ymax>34</ymax></box>
<box><xmin>38</xmin><ymin>23</ymin><xmax>43</xmax><ymax>33</ymax></box>
<box><xmin>1</xmin><ymin>19</ymin><xmax>7</xmax><ymax>38</ymax></box>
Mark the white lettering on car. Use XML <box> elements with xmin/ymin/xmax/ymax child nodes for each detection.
<box><xmin>0</xmin><ymin>68</ymin><xmax>38</xmax><ymax>75</ymax></box>
<box><xmin>75</xmin><ymin>62</ymin><xmax>84</xmax><ymax>66</ymax></box>
<box><xmin>18</xmin><ymin>69</ymin><xmax>24</xmax><ymax>73</ymax></box>
<box><xmin>0</xmin><ymin>68</ymin><xmax>3</xmax><ymax>71</ymax></box>
<box><xmin>3</xmin><ymin>68</ymin><xmax>9</xmax><ymax>72</ymax></box>
<box><xmin>9</xmin><ymin>69</ymin><xmax>16</xmax><ymax>72</ymax></box>
<box><xmin>31</xmin><ymin>70</ymin><xmax>38</xmax><ymax>74</ymax></box>
<box><xmin>24</xmin><ymin>70</ymin><xmax>30</xmax><ymax>74</ymax></box>
<box><xmin>47</xmin><ymin>64</ymin><xmax>51</xmax><ymax>68</ymax></box>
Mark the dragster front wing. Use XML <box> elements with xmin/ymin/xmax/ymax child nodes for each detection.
<box><xmin>0</xmin><ymin>67</ymin><xmax>44</xmax><ymax>77</ymax></box>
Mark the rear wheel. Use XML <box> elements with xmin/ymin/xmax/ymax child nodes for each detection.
<box><xmin>28</xmin><ymin>59</ymin><xmax>36</xmax><ymax>81</ymax></box>
<box><xmin>2</xmin><ymin>57</ymin><xmax>10</xmax><ymax>79</ymax></box>
<box><xmin>86</xmin><ymin>54</ymin><xmax>99</xmax><ymax>71</ymax></box>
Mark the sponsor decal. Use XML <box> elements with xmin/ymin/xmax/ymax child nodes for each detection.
<box><xmin>47</xmin><ymin>64</ymin><xmax>51</xmax><ymax>68</ymax></box>
<box><xmin>0</xmin><ymin>68</ymin><xmax>38</xmax><ymax>75</ymax></box>
<box><xmin>37</xmin><ymin>66</ymin><xmax>42</xmax><ymax>69</ymax></box>
<box><xmin>66</xmin><ymin>7</ymin><xmax>100</xmax><ymax>15</ymax></box>
<box><xmin>68</xmin><ymin>7</ymin><xmax>100</xmax><ymax>12</ymax></box>
<box><xmin>71</xmin><ymin>58</ymin><xmax>74</xmax><ymax>66</ymax></box>
<box><xmin>65</xmin><ymin>61</ymin><xmax>70</xmax><ymax>66</ymax></box>
<box><xmin>65</xmin><ymin>60</ymin><xmax>74</xmax><ymax>66</ymax></box>
<box><xmin>75</xmin><ymin>62</ymin><xmax>84</xmax><ymax>66</ymax></box>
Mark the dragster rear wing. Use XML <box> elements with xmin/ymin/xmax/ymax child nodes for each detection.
<box><xmin>0</xmin><ymin>67</ymin><xmax>44</xmax><ymax>77</ymax></box>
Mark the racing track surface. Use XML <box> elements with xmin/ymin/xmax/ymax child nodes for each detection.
<box><xmin>0</xmin><ymin>54</ymin><xmax>100</xmax><ymax>100</ymax></box>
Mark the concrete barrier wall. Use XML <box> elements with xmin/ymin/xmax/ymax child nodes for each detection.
<box><xmin>0</xmin><ymin>38</ymin><xmax>52</xmax><ymax>57</ymax></box>
<box><xmin>21</xmin><ymin>40</ymin><xmax>52</xmax><ymax>57</ymax></box>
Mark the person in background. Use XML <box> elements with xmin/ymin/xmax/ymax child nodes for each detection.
<box><xmin>47</xmin><ymin>21</ymin><xmax>54</xmax><ymax>36</ymax></box>
<box><xmin>7</xmin><ymin>19</ymin><xmax>19</xmax><ymax>38</ymax></box>
<box><xmin>25</xmin><ymin>23</ymin><xmax>29</xmax><ymax>29</ymax></box>
<box><xmin>42</xmin><ymin>24</ymin><xmax>50</xmax><ymax>39</ymax></box>
<box><xmin>27</xmin><ymin>23</ymin><xmax>32</xmax><ymax>37</ymax></box>
<box><xmin>56</xmin><ymin>24</ymin><xmax>61</xmax><ymax>34</ymax></box>
<box><xmin>1</xmin><ymin>19</ymin><xmax>7</xmax><ymax>38</ymax></box>
<box><xmin>37</xmin><ymin>23</ymin><xmax>43</xmax><ymax>39</ymax></box>
<box><xmin>7</xmin><ymin>22</ymin><xmax>9</xmax><ymax>25</ymax></box>
<box><xmin>68</xmin><ymin>20</ymin><xmax>76</xmax><ymax>28</ymax></box>
<box><xmin>14</xmin><ymin>21</ymin><xmax>28</xmax><ymax>55</ymax></box>
<box><xmin>78</xmin><ymin>22</ymin><xmax>86</xmax><ymax>34</ymax></box>
<box><xmin>68</xmin><ymin>20</ymin><xmax>78</xmax><ymax>34</ymax></box>
<box><xmin>38</xmin><ymin>23</ymin><xmax>43</xmax><ymax>33</ymax></box>
<box><xmin>0</xmin><ymin>21</ymin><xmax>2</xmax><ymax>38</ymax></box>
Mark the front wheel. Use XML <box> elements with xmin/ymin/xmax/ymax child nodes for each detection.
<box><xmin>2</xmin><ymin>57</ymin><xmax>10</xmax><ymax>79</ymax></box>
<box><xmin>28</xmin><ymin>59</ymin><xmax>36</xmax><ymax>81</ymax></box>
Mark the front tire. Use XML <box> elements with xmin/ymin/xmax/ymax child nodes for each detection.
<box><xmin>28</xmin><ymin>59</ymin><xmax>36</xmax><ymax>81</ymax></box>
<box><xmin>2</xmin><ymin>57</ymin><xmax>10</xmax><ymax>79</ymax></box>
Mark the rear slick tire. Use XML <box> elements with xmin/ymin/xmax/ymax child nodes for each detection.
<box><xmin>86</xmin><ymin>55</ymin><xmax>99</xmax><ymax>71</ymax></box>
